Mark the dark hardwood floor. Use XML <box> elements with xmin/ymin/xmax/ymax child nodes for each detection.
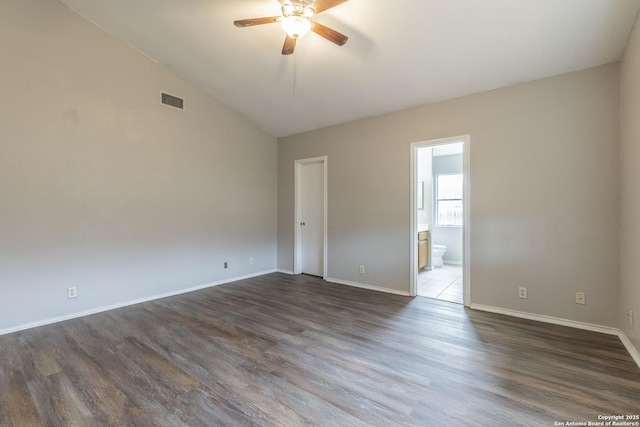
<box><xmin>0</xmin><ymin>272</ymin><xmax>639</xmax><ymax>426</ymax></box>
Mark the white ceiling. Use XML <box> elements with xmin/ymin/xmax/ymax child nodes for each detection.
<box><xmin>57</xmin><ymin>0</ymin><xmax>640</xmax><ymax>137</ymax></box>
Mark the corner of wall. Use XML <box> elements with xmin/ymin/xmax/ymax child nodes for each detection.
<box><xmin>619</xmin><ymin>3</ymin><xmax>640</xmax><ymax>361</ymax></box>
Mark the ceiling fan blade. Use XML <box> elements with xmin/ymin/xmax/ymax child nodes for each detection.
<box><xmin>282</xmin><ymin>36</ymin><xmax>296</xmax><ymax>55</ymax></box>
<box><xmin>311</xmin><ymin>22</ymin><xmax>348</xmax><ymax>46</ymax></box>
<box><xmin>234</xmin><ymin>16</ymin><xmax>281</xmax><ymax>27</ymax></box>
<box><xmin>309</xmin><ymin>0</ymin><xmax>349</xmax><ymax>14</ymax></box>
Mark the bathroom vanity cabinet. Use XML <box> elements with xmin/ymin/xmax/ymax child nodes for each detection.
<box><xmin>418</xmin><ymin>231</ymin><xmax>429</xmax><ymax>270</ymax></box>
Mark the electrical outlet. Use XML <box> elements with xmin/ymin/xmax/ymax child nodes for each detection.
<box><xmin>628</xmin><ymin>309</ymin><xmax>634</xmax><ymax>326</ymax></box>
<box><xmin>359</xmin><ymin>265</ymin><xmax>365</xmax><ymax>274</ymax></box>
<box><xmin>224</xmin><ymin>262</ymin><xmax>228</xmax><ymax>269</ymax></box>
<box><xmin>249</xmin><ymin>257</ymin><xmax>254</xmax><ymax>265</ymax></box>
<box><xmin>576</xmin><ymin>292</ymin><xmax>586</xmax><ymax>305</ymax></box>
<box><xmin>518</xmin><ymin>287</ymin><xmax>527</xmax><ymax>299</ymax></box>
<box><xmin>67</xmin><ymin>287</ymin><xmax>77</xmax><ymax>299</ymax></box>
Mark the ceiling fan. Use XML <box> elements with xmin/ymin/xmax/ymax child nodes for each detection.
<box><xmin>234</xmin><ymin>0</ymin><xmax>349</xmax><ymax>55</ymax></box>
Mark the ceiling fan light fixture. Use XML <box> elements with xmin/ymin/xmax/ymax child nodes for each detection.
<box><xmin>281</xmin><ymin>15</ymin><xmax>312</xmax><ymax>39</ymax></box>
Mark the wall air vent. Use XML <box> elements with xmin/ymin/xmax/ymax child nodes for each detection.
<box><xmin>161</xmin><ymin>92</ymin><xmax>184</xmax><ymax>110</ymax></box>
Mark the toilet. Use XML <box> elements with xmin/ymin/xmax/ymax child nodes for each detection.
<box><xmin>432</xmin><ymin>244</ymin><xmax>447</xmax><ymax>267</ymax></box>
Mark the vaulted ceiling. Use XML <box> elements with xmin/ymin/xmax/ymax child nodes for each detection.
<box><xmin>57</xmin><ymin>0</ymin><xmax>640</xmax><ymax>137</ymax></box>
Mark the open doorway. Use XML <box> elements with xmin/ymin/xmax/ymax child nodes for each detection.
<box><xmin>410</xmin><ymin>136</ymin><xmax>470</xmax><ymax>305</ymax></box>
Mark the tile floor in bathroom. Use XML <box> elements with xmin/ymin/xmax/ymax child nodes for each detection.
<box><xmin>417</xmin><ymin>264</ymin><xmax>463</xmax><ymax>304</ymax></box>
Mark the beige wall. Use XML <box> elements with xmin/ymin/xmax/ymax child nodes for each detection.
<box><xmin>0</xmin><ymin>0</ymin><xmax>627</xmax><ymax>336</ymax></box>
<box><xmin>278</xmin><ymin>64</ymin><xmax>620</xmax><ymax>327</ymax></box>
<box><xmin>0</xmin><ymin>0</ymin><xmax>277</xmax><ymax>331</ymax></box>
<box><xmin>620</xmin><ymin>13</ymin><xmax>640</xmax><ymax>350</ymax></box>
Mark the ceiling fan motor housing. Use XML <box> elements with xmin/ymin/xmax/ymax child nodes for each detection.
<box><xmin>282</xmin><ymin>1</ymin><xmax>315</xmax><ymax>19</ymax></box>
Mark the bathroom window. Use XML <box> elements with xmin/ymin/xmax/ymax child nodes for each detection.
<box><xmin>436</xmin><ymin>174</ymin><xmax>463</xmax><ymax>227</ymax></box>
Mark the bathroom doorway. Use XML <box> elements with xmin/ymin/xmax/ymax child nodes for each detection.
<box><xmin>410</xmin><ymin>136</ymin><xmax>470</xmax><ymax>305</ymax></box>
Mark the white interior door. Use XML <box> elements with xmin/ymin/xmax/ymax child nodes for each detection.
<box><xmin>300</xmin><ymin>161</ymin><xmax>324</xmax><ymax>276</ymax></box>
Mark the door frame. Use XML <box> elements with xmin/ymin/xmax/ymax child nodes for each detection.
<box><xmin>294</xmin><ymin>156</ymin><xmax>328</xmax><ymax>279</ymax></box>
<box><xmin>410</xmin><ymin>136</ymin><xmax>471</xmax><ymax>306</ymax></box>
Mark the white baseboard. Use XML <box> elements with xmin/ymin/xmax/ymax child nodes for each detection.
<box><xmin>471</xmin><ymin>304</ymin><xmax>640</xmax><ymax>369</ymax></box>
<box><xmin>325</xmin><ymin>277</ymin><xmax>410</xmax><ymax>296</ymax></box>
<box><xmin>470</xmin><ymin>304</ymin><xmax>620</xmax><ymax>335</ymax></box>
<box><xmin>619</xmin><ymin>331</ymin><xmax>640</xmax><ymax>369</ymax></box>
<box><xmin>0</xmin><ymin>269</ymin><xmax>277</xmax><ymax>337</ymax></box>
<box><xmin>443</xmin><ymin>261</ymin><xmax>463</xmax><ymax>266</ymax></box>
<box><xmin>277</xmin><ymin>269</ymin><xmax>295</xmax><ymax>275</ymax></box>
